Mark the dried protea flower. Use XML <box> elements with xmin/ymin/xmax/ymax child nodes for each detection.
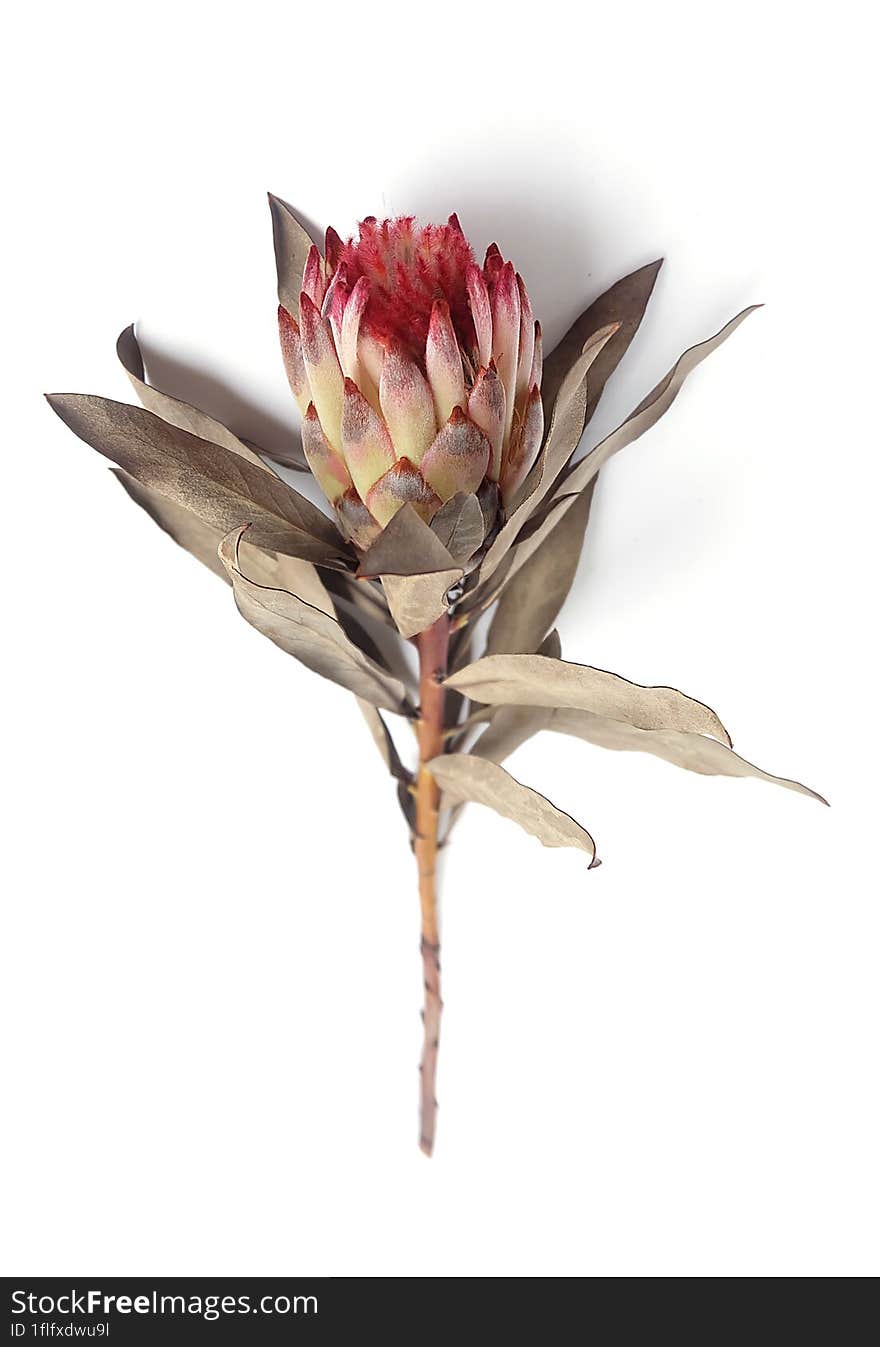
<box><xmin>46</xmin><ymin>193</ymin><xmax>825</xmax><ymax>1159</ymax></box>
<box><xmin>278</xmin><ymin>216</ymin><xmax>544</xmax><ymax>551</ymax></box>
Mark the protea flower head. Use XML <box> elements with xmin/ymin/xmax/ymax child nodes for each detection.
<box><xmin>277</xmin><ymin>216</ymin><xmax>543</xmax><ymax>548</ymax></box>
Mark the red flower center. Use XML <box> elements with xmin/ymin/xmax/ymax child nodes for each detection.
<box><xmin>337</xmin><ymin>217</ymin><xmax>476</xmax><ymax>364</ymax></box>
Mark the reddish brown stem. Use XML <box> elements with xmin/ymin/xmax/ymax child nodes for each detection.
<box><xmin>414</xmin><ymin>614</ymin><xmax>450</xmax><ymax>1156</ymax></box>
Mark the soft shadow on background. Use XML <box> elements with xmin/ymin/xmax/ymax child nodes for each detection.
<box><xmin>137</xmin><ymin>342</ymin><xmax>305</xmax><ymax>470</ymax></box>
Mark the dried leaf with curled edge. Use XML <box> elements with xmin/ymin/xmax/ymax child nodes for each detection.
<box><xmin>219</xmin><ymin>526</ymin><xmax>410</xmax><ymax>713</ymax></box>
<box><xmin>444</xmin><ymin>654</ymin><xmax>730</xmax><ymax>744</ymax></box>
<box><xmin>477</xmin><ymin>324</ymin><xmax>618</xmax><ymax>587</ymax></box>
<box><xmin>545</xmin><ymin>709</ymin><xmax>826</xmax><ymax>803</ymax></box>
<box><xmin>554</xmin><ymin>307</ymin><xmax>761</xmax><ymax>506</ymax></box>
<box><xmin>268</xmin><ymin>192</ymin><xmax>318</xmax><ymax>315</ymax></box>
<box><xmin>427</xmin><ymin>754</ymin><xmax>598</xmax><ymax>866</ymax></box>
<box><xmin>486</xmin><ymin>486</ymin><xmax>595</xmax><ymax>656</ymax></box>
<box><xmin>116</xmin><ymin>326</ymin><xmax>293</xmax><ymax>472</ymax></box>
<box><xmin>430</xmin><ymin>492</ymin><xmax>485</xmax><ymax>563</ymax></box>
<box><xmin>47</xmin><ymin>394</ymin><xmax>352</xmax><ymax>569</ymax></box>
<box><xmin>540</xmin><ymin>258</ymin><xmax>664</xmax><ymax>429</ymax></box>
<box><xmin>473</xmin><ymin>705</ymin><xmax>826</xmax><ymax>803</ymax></box>
<box><xmin>441</xmin><ymin>632</ymin><xmax>562</xmax><ymax>846</ymax></box>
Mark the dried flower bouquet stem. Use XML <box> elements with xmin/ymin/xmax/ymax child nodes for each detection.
<box><xmin>47</xmin><ymin>196</ymin><xmax>825</xmax><ymax>1156</ymax></box>
<box><xmin>414</xmin><ymin>615</ymin><xmax>450</xmax><ymax>1154</ymax></box>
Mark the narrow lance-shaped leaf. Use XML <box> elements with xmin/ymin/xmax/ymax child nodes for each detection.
<box><xmin>486</xmin><ymin>485</ymin><xmax>596</xmax><ymax>656</ymax></box>
<box><xmin>113</xmin><ymin>470</ymin><xmax>230</xmax><ymax>580</ymax></box>
<box><xmin>219</xmin><ymin>527</ymin><xmax>410</xmax><ymax>714</ymax></box>
<box><xmin>47</xmin><ymin>394</ymin><xmax>352</xmax><ymax>569</ymax></box>
<box><xmin>113</xmin><ymin>471</ymin><xmax>338</xmax><ymax>608</ymax></box>
<box><xmin>126</xmin><ymin>468</ymin><xmax>410</xmax><ymax>771</ymax></box>
<box><xmin>502</xmin><ymin>261</ymin><xmax>662</xmax><ymax>631</ymax></box>
<box><xmin>427</xmin><ymin>754</ymin><xmax>598</xmax><ymax>866</ymax></box>
<box><xmin>445</xmin><ymin>653</ymin><xmax>731</xmax><ymax>744</ymax></box>
<box><xmin>555</xmin><ymin>307</ymin><xmax>761</xmax><ymax>504</ymax></box>
<box><xmin>116</xmin><ymin>326</ymin><xmax>275</xmax><ymax>470</ymax></box>
<box><xmin>355</xmin><ymin>698</ymin><xmax>411</xmax><ymax>783</ymax></box>
<box><xmin>512</xmin><ymin>322</ymin><xmax>620</xmax><ymax>512</ymax></box>
<box><xmin>479</xmin><ymin>306</ymin><xmax>758</xmax><ymax>605</ymax></box>
<box><xmin>544</xmin><ymin>709</ymin><xmax>827</xmax><ymax>803</ymax></box>
<box><xmin>476</xmin><ymin>305</ymin><xmax>761</xmax><ymax>620</ymax></box>
<box><xmin>473</xmin><ymin>704</ymin><xmax>825</xmax><ymax>804</ymax></box>
<box><xmin>478</xmin><ymin>324</ymin><xmax>618</xmax><ymax>586</ymax></box>
<box><xmin>540</xmin><ymin>258</ymin><xmax>664</xmax><ymax>429</ymax></box>
<box><xmin>268</xmin><ymin>193</ymin><xmax>318</xmax><ymax>315</ymax></box>
<box><xmin>491</xmin><ymin>492</ymin><xmax>585</xmax><ymax>599</ymax></box>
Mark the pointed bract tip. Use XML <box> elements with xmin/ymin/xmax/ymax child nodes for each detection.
<box><xmin>304</xmin><ymin>401</ymin><xmax>319</xmax><ymax>421</ymax></box>
<box><xmin>325</xmin><ymin>225</ymin><xmax>343</xmax><ymax>267</ymax></box>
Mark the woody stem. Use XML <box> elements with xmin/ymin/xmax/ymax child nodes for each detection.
<box><xmin>414</xmin><ymin>614</ymin><xmax>450</xmax><ymax>1157</ymax></box>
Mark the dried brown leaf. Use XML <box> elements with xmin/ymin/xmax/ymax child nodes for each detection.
<box><xmin>427</xmin><ymin>754</ymin><xmax>598</xmax><ymax>864</ymax></box>
<box><xmin>472</xmin><ymin>704</ymin><xmax>824</xmax><ymax>803</ymax></box>
<box><xmin>116</xmin><ymin>326</ymin><xmax>278</xmax><ymax>471</ymax></box>
<box><xmin>545</xmin><ymin>708</ymin><xmax>827</xmax><ymax>803</ymax></box>
<box><xmin>540</xmin><ymin>258</ymin><xmax>664</xmax><ymax>427</ymax></box>
<box><xmin>48</xmin><ymin>394</ymin><xmax>351</xmax><ymax>569</ymax></box>
<box><xmin>486</xmin><ymin>486</ymin><xmax>596</xmax><ymax>656</ymax></box>
<box><xmin>354</xmin><ymin>505</ymin><xmax>463</xmax><ymax>638</ymax></box>
<box><xmin>113</xmin><ymin>470</ymin><xmax>334</xmax><ymax>609</ymax></box>
<box><xmin>219</xmin><ymin>526</ymin><xmax>409</xmax><ymax>713</ymax></box>
<box><xmin>381</xmin><ymin>570</ymin><xmax>462</xmax><ymax>640</ymax></box>
<box><xmin>556</xmin><ymin>307</ymin><xmax>761</xmax><ymax>504</ymax></box>
<box><xmin>430</xmin><ymin>493</ymin><xmax>485</xmax><ymax>563</ymax></box>
<box><xmin>445</xmin><ymin>653</ymin><xmax>730</xmax><ymax>744</ymax></box>
<box><xmin>113</xmin><ymin>470</ymin><xmax>230</xmax><ymax>580</ymax></box>
<box><xmin>478</xmin><ymin>324</ymin><xmax>617</xmax><ymax>587</ymax></box>
<box><xmin>268</xmin><ymin>193</ymin><xmax>317</xmax><ymax>315</ymax></box>
<box><xmin>358</xmin><ymin>504</ymin><xmax>458</xmax><ymax>579</ymax></box>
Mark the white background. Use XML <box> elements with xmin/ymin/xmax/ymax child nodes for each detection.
<box><xmin>3</xmin><ymin>0</ymin><xmax>877</xmax><ymax>1277</ymax></box>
